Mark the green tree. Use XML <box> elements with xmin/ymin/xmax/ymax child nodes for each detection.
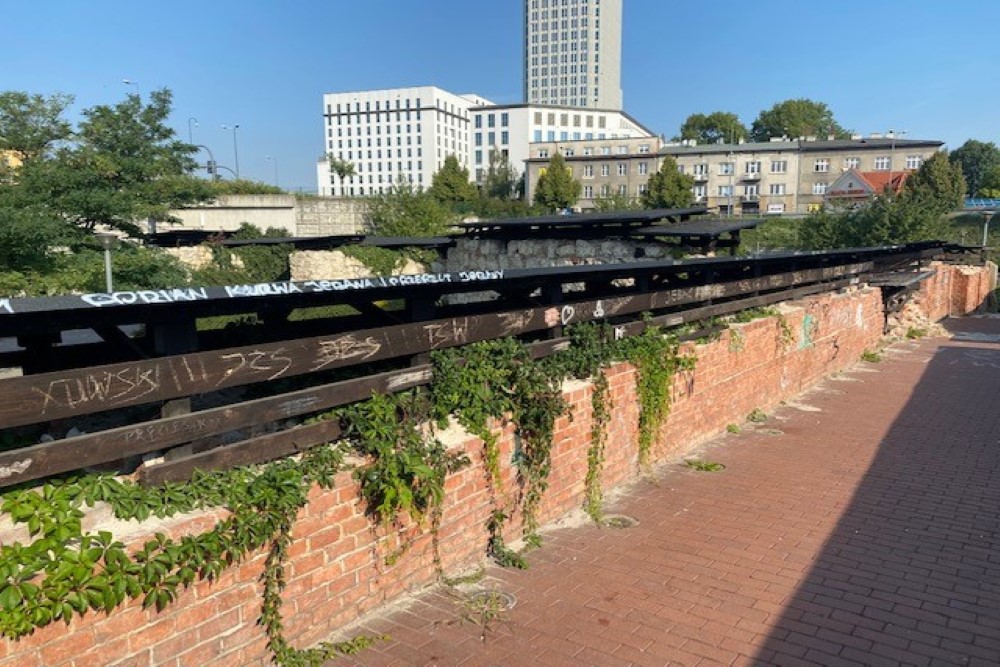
<box><xmin>482</xmin><ymin>149</ymin><xmax>520</xmax><ymax>199</ymax></box>
<box><xmin>979</xmin><ymin>164</ymin><xmax>1000</xmax><ymax>198</ymax></box>
<box><xmin>948</xmin><ymin>139</ymin><xmax>1000</xmax><ymax>197</ymax></box>
<box><xmin>3</xmin><ymin>89</ymin><xmax>212</xmax><ymax>236</ymax></box>
<box><xmin>750</xmin><ymin>99</ymin><xmax>850</xmax><ymax>142</ymax></box>
<box><xmin>641</xmin><ymin>156</ymin><xmax>695</xmax><ymax>209</ymax></box>
<box><xmin>903</xmin><ymin>152</ymin><xmax>966</xmax><ymax>213</ymax></box>
<box><xmin>592</xmin><ymin>191</ymin><xmax>641</xmax><ymax>212</ymax></box>
<box><xmin>533</xmin><ymin>152</ymin><xmax>581</xmax><ymax>211</ymax></box>
<box><xmin>207</xmin><ymin>179</ymin><xmax>284</xmax><ymax>195</ymax></box>
<box><xmin>365</xmin><ymin>181</ymin><xmax>456</xmax><ymax>237</ymax></box>
<box><xmin>0</xmin><ymin>91</ymin><xmax>74</xmax><ymax>163</ymax></box>
<box><xmin>429</xmin><ymin>154</ymin><xmax>477</xmax><ymax>205</ymax></box>
<box><xmin>328</xmin><ymin>155</ymin><xmax>356</xmax><ymax>181</ymax></box>
<box><xmin>678</xmin><ymin>111</ymin><xmax>747</xmax><ymax>145</ymax></box>
<box><xmin>800</xmin><ymin>193</ymin><xmax>948</xmax><ymax>250</ymax></box>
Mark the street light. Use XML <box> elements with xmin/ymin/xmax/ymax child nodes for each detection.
<box><xmin>221</xmin><ymin>124</ymin><xmax>240</xmax><ymax>178</ymax></box>
<box><xmin>265</xmin><ymin>155</ymin><xmax>278</xmax><ymax>187</ymax></box>
<box><xmin>96</xmin><ymin>233</ymin><xmax>118</xmax><ymax>293</ymax></box>
<box><xmin>983</xmin><ymin>210</ymin><xmax>994</xmax><ymax>248</ymax></box>
<box><xmin>187</xmin><ymin>117</ymin><xmax>198</xmax><ymax>144</ymax></box>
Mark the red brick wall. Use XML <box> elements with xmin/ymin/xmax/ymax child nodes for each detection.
<box><xmin>2</xmin><ymin>271</ymin><xmax>993</xmax><ymax>667</ymax></box>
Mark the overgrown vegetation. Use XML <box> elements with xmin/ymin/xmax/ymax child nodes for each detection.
<box><xmin>684</xmin><ymin>459</ymin><xmax>726</xmax><ymax>472</ymax></box>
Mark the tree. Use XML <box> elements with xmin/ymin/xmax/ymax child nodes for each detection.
<box><xmin>533</xmin><ymin>152</ymin><xmax>581</xmax><ymax>211</ymax></box>
<box><xmin>365</xmin><ymin>181</ymin><xmax>456</xmax><ymax>237</ymax></box>
<box><xmin>328</xmin><ymin>155</ymin><xmax>356</xmax><ymax>181</ymax></box>
<box><xmin>207</xmin><ymin>179</ymin><xmax>284</xmax><ymax>195</ymax></box>
<box><xmin>979</xmin><ymin>165</ymin><xmax>1000</xmax><ymax>198</ymax></box>
<box><xmin>429</xmin><ymin>154</ymin><xmax>477</xmax><ymax>205</ymax></box>
<box><xmin>800</xmin><ymin>192</ymin><xmax>949</xmax><ymax>250</ymax></box>
<box><xmin>641</xmin><ymin>156</ymin><xmax>695</xmax><ymax>209</ymax></box>
<box><xmin>482</xmin><ymin>149</ymin><xmax>520</xmax><ymax>199</ymax></box>
<box><xmin>750</xmin><ymin>99</ymin><xmax>849</xmax><ymax>142</ymax></box>
<box><xmin>948</xmin><ymin>140</ymin><xmax>1000</xmax><ymax>197</ymax></box>
<box><xmin>592</xmin><ymin>191</ymin><xmax>641</xmax><ymax>212</ymax></box>
<box><xmin>903</xmin><ymin>152</ymin><xmax>966</xmax><ymax>213</ymax></box>
<box><xmin>678</xmin><ymin>112</ymin><xmax>746</xmax><ymax>145</ymax></box>
<box><xmin>0</xmin><ymin>91</ymin><xmax>74</xmax><ymax>163</ymax></box>
<box><xmin>2</xmin><ymin>89</ymin><xmax>213</xmax><ymax>236</ymax></box>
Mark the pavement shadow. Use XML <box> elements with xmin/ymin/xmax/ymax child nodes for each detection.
<box><xmin>754</xmin><ymin>335</ymin><xmax>1000</xmax><ymax>665</ymax></box>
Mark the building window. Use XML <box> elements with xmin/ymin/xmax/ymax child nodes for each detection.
<box><xmin>501</xmin><ymin>112</ymin><xmax>509</xmax><ymax>127</ymax></box>
<box><xmin>719</xmin><ymin>161</ymin><xmax>734</xmax><ymax>175</ymax></box>
<box><xmin>844</xmin><ymin>157</ymin><xmax>860</xmax><ymax>169</ymax></box>
<box><xmin>564</xmin><ymin>149</ymin><xmax>574</xmax><ymax>156</ymax></box>
<box><xmin>812</xmin><ymin>182</ymin><xmax>828</xmax><ymax>195</ymax></box>
<box><xmin>583</xmin><ymin>185</ymin><xmax>593</xmax><ymax>198</ymax></box>
<box><xmin>501</xmin><ymin>131</ymin><xmax>509</xmax><ymax>145</ymax></box>
<box><xmin>617</xmin><ymin>163</ymin><xmax>627</xmax><ymax>176</ymax></box>
<box><xmin>638</xmin><ymin>162</ymin><xmax>648</xmax><ymax>175</ymax></box>
<box><xmin>474</xmin><ymin>133</ymin><xmax>482</xmax><ymax>146</ymax></box>
<box><xmin>769</xmin><ymin>183</ymin><xmax>786</xmax><ymax>195</ymax></box>
<box><xmin>874</xmin><ymin>156</ymin><xmax>891</xmax><ymax>170</ymax></box>
<box><xmin>618</xmin><ymin>184</ymin><xmax>627</xmax><ymax>195</ymax></box>
<box><xmin>814</xmin><ymin>158</ymin><xmax>830</xmax><ymax>173</ymax></box>
<box><xmin>617</xmin><ymin>145</ymin><xmax>628</xmax><ymax>154</ymax></box>
<box><xmin>745</xmin><ymin>161</ymin><xmax>761</xmax><ymax>174</ymax></box>
<box><xmin>637</xmin><ymin>184</ymin><xmax>648</xmax><ymax>195</ymax></box>
<box><xmin>474</xmin><ymin>116</ymin><xmax>482</xmax><ymax>128</ymax></box>
<box><xmin>745</xmin><ymin>184</ymin><xmax>759</xmax><ymax>196</ymax></box>
<box><xmin>770</xmin><ymin>160</ymin><xmax>787</xmax><ymax>174</ymax></box>
<box><xmin>693</xmin><ymin>185</ymin><xmax>707</xmax><ymax>199</ymax></box>
<box><xmin>638</xmin><ymin>144</ymin><xmax>650</xmax><ymax>154</ymax></box>
<box><xmin>487</xmin><ymin>114</ymin><xmax>495</xmax><ymax>128</ymax></box>
<box><xmin>600</xmin><ymin>184</ymin><xmax>610</xmax><ymax>196</ymax></box>
<box><xmin>693</xmin><ymin>163</ymin><xmax>708</xmax><ymax>176</ymax></box>
<box><xmin>475</xmin><ymin>150</ymin><xmax>482</xmax><ymax>164</ymax></box>
<box><xmin>905</xmin><ymin>155</ymin><xmax>923</xmax><ymax>170</ymax></box>
<box><xmin>583</xmin><ymin>165</ymin><xmax>594</xmax><ymax>178</ymax></box>
<box><xmin>718</xmin><ymin>185</ymin><xmax>733</xmax><ymax>196</ymax></box>
<box><xmin>538</xmin><ymin>149</ymin><xmax>550</xmax><ymax>158</ymax></box>
<box><xmin>488</xmin><ymin>132</ymin><xmax>496</xmax><ymax>145</ymax></box>
<box><xmin>600</xmin><ymin>164</ymin><xmax>610</xmax><ymax>176</ymax></box>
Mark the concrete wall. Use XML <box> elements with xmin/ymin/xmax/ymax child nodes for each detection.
<box><xmin>1</xmin><ymin>264</ymin><xmax>993</xmax><ymax>667</ymax></box>
<box><xmin>160</xmin><ymin>195</ymin><xmax>366</xmax><ymax>236</ymax></box>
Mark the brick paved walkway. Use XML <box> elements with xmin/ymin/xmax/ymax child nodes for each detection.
<box><xmin>331</xmin><ymin>316</ymin><xmax>1000</xmax><ymax>666</ymax></box>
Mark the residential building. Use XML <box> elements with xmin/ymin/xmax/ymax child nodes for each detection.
<box><xmin>825</xmin><ymin>169</ymin><xmax>910</xmax><ymax>206</ymax></box>
<box><xmin>468</xmin><ymin>103</ymin><xmax>652</xmax><ymax>185</ymax></box>
<box><xmin>524</xmin><ymin>136</ymin><xmax>943</xmax><ymax>213</ymax></box>
<box><xmin>316</xmin><ymin>86</ymin><xmax>492</xmax><ymax>197</ymax></box>
<box><xmin>524</xmin><ymin>0</ymin><xmax>623</xmax><ymax>110</ymax></box>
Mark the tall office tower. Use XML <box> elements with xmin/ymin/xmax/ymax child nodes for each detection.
<box><xmin>523</xmin><ymin>0</ymin><xmax>622</xmax><ymax>110</ymax></box>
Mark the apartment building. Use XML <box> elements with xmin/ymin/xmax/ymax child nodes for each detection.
<box><xmin>524</xmin><ymin>136</ymin><xmax>944</xmax><ymax>213</ymax></box>
<box><xmin>524</xmin><ymin>0</ymin><xmax>623</xmax><ymax>110</ymax></box>
<box><xmin>316</xmin><ymin>86</ymin><xmax>492</xmax><ymax>197</ymax></box>
<box><xmin>468</xmin><ymin>104</ymin><xmax>652</xmax><ymax>185</ymax></box>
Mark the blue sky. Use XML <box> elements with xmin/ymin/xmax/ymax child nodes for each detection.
<box><xmin>4</xmin><ymin>1</ymin><xmax>998</xmax><ymax>191</ymax></box>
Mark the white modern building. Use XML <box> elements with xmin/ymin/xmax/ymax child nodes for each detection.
<box><xmin>468</xmin><ymin>103</ymin><xmax>653</xmax><ymax>184</ymax></box>
<box><xmin>524</xmin><ymin>0</ymin><xmax>622</xmax><ymax>110</ymax></box>
<box><xmin>317</xmin><ymin>86</ymin><xmax>493</xmax><ymax>197</ymax></box>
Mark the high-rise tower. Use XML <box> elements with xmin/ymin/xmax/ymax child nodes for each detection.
<box><xmin>523</xmin><ymin>0</ymin><xmax>622</xmax><ymax>110</ymax></box>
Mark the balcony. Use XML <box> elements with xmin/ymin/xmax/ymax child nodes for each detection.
<box><xmin>742</xmin><ymin>172</ymin><xmax>762</xmax><ymax>181</ymax></box>
<box><xmin>692</xmin><ymin>172</ymin><xmax>709</xmax><ymax>182</ymax></box>
<box><xmin>742</xmin><ymin>195</ymin><xmax>760</xmax><ymax>203</ymax></box>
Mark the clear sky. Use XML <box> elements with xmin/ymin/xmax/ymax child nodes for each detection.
<box><xmin>4</xmin><ymin>1</ymin><xmax>998</xmax><ymax>192</ymax></box>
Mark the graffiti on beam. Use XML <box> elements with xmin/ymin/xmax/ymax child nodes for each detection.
<box><xmin>311</xmin><ymin>336</ymin><xmax>382</xmax><ymax>371</ymax></box>
<box><xmin>499</xmin><ymin>310</ymin><xmax>534</xmax><ymax>335</ymax></box>
<box><xmin>216</xmin><ymin>348</ymin><xmax>294</xmax><ymax>387</ymax></box>
<box><xmin>0</xmin><ymin>460</ymin><xmax>32</xmax><ymax>479</ymax></box>
<box><xmin>33</xmin><ymin>365</ymin><xmax>163</xmax><ymax>413</ymax></box>
<box><xmin>80</xmin><ymin>288</ymin><xmax>210</xmax><ymax>308</ymax></box>
<box><xmin>424</xmin><ymin>318</ymin><xmax>471</xmax><ymax>349</ymax></box>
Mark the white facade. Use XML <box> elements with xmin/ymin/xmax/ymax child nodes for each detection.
<box><xmin>523</xmin><ymin>0</ymin><xmax>623</xmax><ymax>110</ymax></box>
<box><xmin>468</xmin><ymin>104</ymin><xmax>652</xmax><ymax>185</ymax></box>
<box><xmin>317</xmin><ymin>86</ymin><xmax>493</xmax><ymax>197</ymax></box>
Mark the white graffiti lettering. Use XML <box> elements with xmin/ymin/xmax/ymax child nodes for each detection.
<box><xmin>80</xmin><ymin>288</ymin><xmax>209</xmax><ymax>308</ymax></box>
<box><xmin>312</xmin><ymin>336</ymin><xmax>383</xmax><ymax>370</ymax></box>
<box><xmin>424</xmin><ymin>319</ymin><xmax>471</xmax><ymax>349</ymax></box>
<box><xmin>560</xmin><ymin>305</ymin><xmax>576</xmax><ymax>325</ymax></box>
<box><xmin>224</xmin><ymin>282</ymin><xmax>303</xmax><ymax>298</ymax></box>
<box><xmin>0</xmin><ymin>460</ymin><xmax>32</xmax><ymax>479</ymax></box>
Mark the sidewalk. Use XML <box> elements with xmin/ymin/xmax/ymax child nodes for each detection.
<box><xmin>330</xmin><ymin>316</ymin><xmax>1000</xmax><ymax>666</ymax></box>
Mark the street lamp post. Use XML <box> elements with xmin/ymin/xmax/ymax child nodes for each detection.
<box><xmin>983</xmin><ymin>210</ymin><xmax>994</xmax><ymax>248</ymax></box>
<box><xmin>188</xmin><ymin>117</ymin><xmax>198</xmax><ymax>144</ymax></box>
<box><xmin>96</xmin><ymin>233</ymin><xmax>118</xmax><ymax>293</ymax></box>
<box><xmin>266</xmin><ymin>156</ymin><xmax>278</xmax><ymax>187</ymax></box>
<box><xmin>222</xmin><ymin>124</ymin><xmax>241</xmax><ymax>178</ymax></box>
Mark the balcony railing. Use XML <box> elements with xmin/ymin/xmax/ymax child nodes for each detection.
<box><xmin>742</xmin><ymin>172</ymin><xmax>762</xmax><ymax>181</ymax></box>
<box><xmin>692</xmin><ymin>172</ymin><xmax>709</xmax><ymax>181</ymax></box>
<box><xmin>742</xmin><ymin>195</ymin><xmax>760</xmax><ymax>202</ymax></box>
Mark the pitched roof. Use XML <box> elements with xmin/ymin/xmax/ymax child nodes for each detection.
<box><xmin>827</xmin><ymin>168</ymin><xmax>910</xmax><ymax>199</ymax></box>
<box><xmin>859</xmin><ymin>170</ymin><xmax>909</xmax><ymax>193</ymax></box>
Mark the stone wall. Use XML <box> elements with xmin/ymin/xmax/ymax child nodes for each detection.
<box><xmin>1</xmin><ymin>265</ymin><xmax>994</xmax><ymax>667</ymax></box>
<box><xmin>160</xmin><ymin>195</ymin><xmax>367</xmax><ymax>236</ymax></box>
<box><xmin>289</xmin><ymin>251</ymin><xmax>424</xmax><ymax>281</ymax></box>
<box><xmin>444</xmin><ymin>237</ymin><xmax>673</xmax><ymax>273</ymax></box>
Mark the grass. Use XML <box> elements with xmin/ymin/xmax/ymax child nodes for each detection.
<box><xmin>747</xmin><ymin>408</ymin><xmax>768</xmax><ymax>423</ymax></box>
<box><xmin>861</xmin><ymin>349</ymin><xmax>882</xmax><ymax>363</ymax></box>
<box><xmin>726</xmin><ymin>423</ymin><xmax>741</xmax><ymax>434</ymax></box>
<box><xmin>905</xmin><ymin>327</ymin><xmax>927</xmax><ymax>339</ymax></box>
<box><xmin>684</xmin><ymin>458</ymin><xmax>726</xmax><ymax>472</ymax></box>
